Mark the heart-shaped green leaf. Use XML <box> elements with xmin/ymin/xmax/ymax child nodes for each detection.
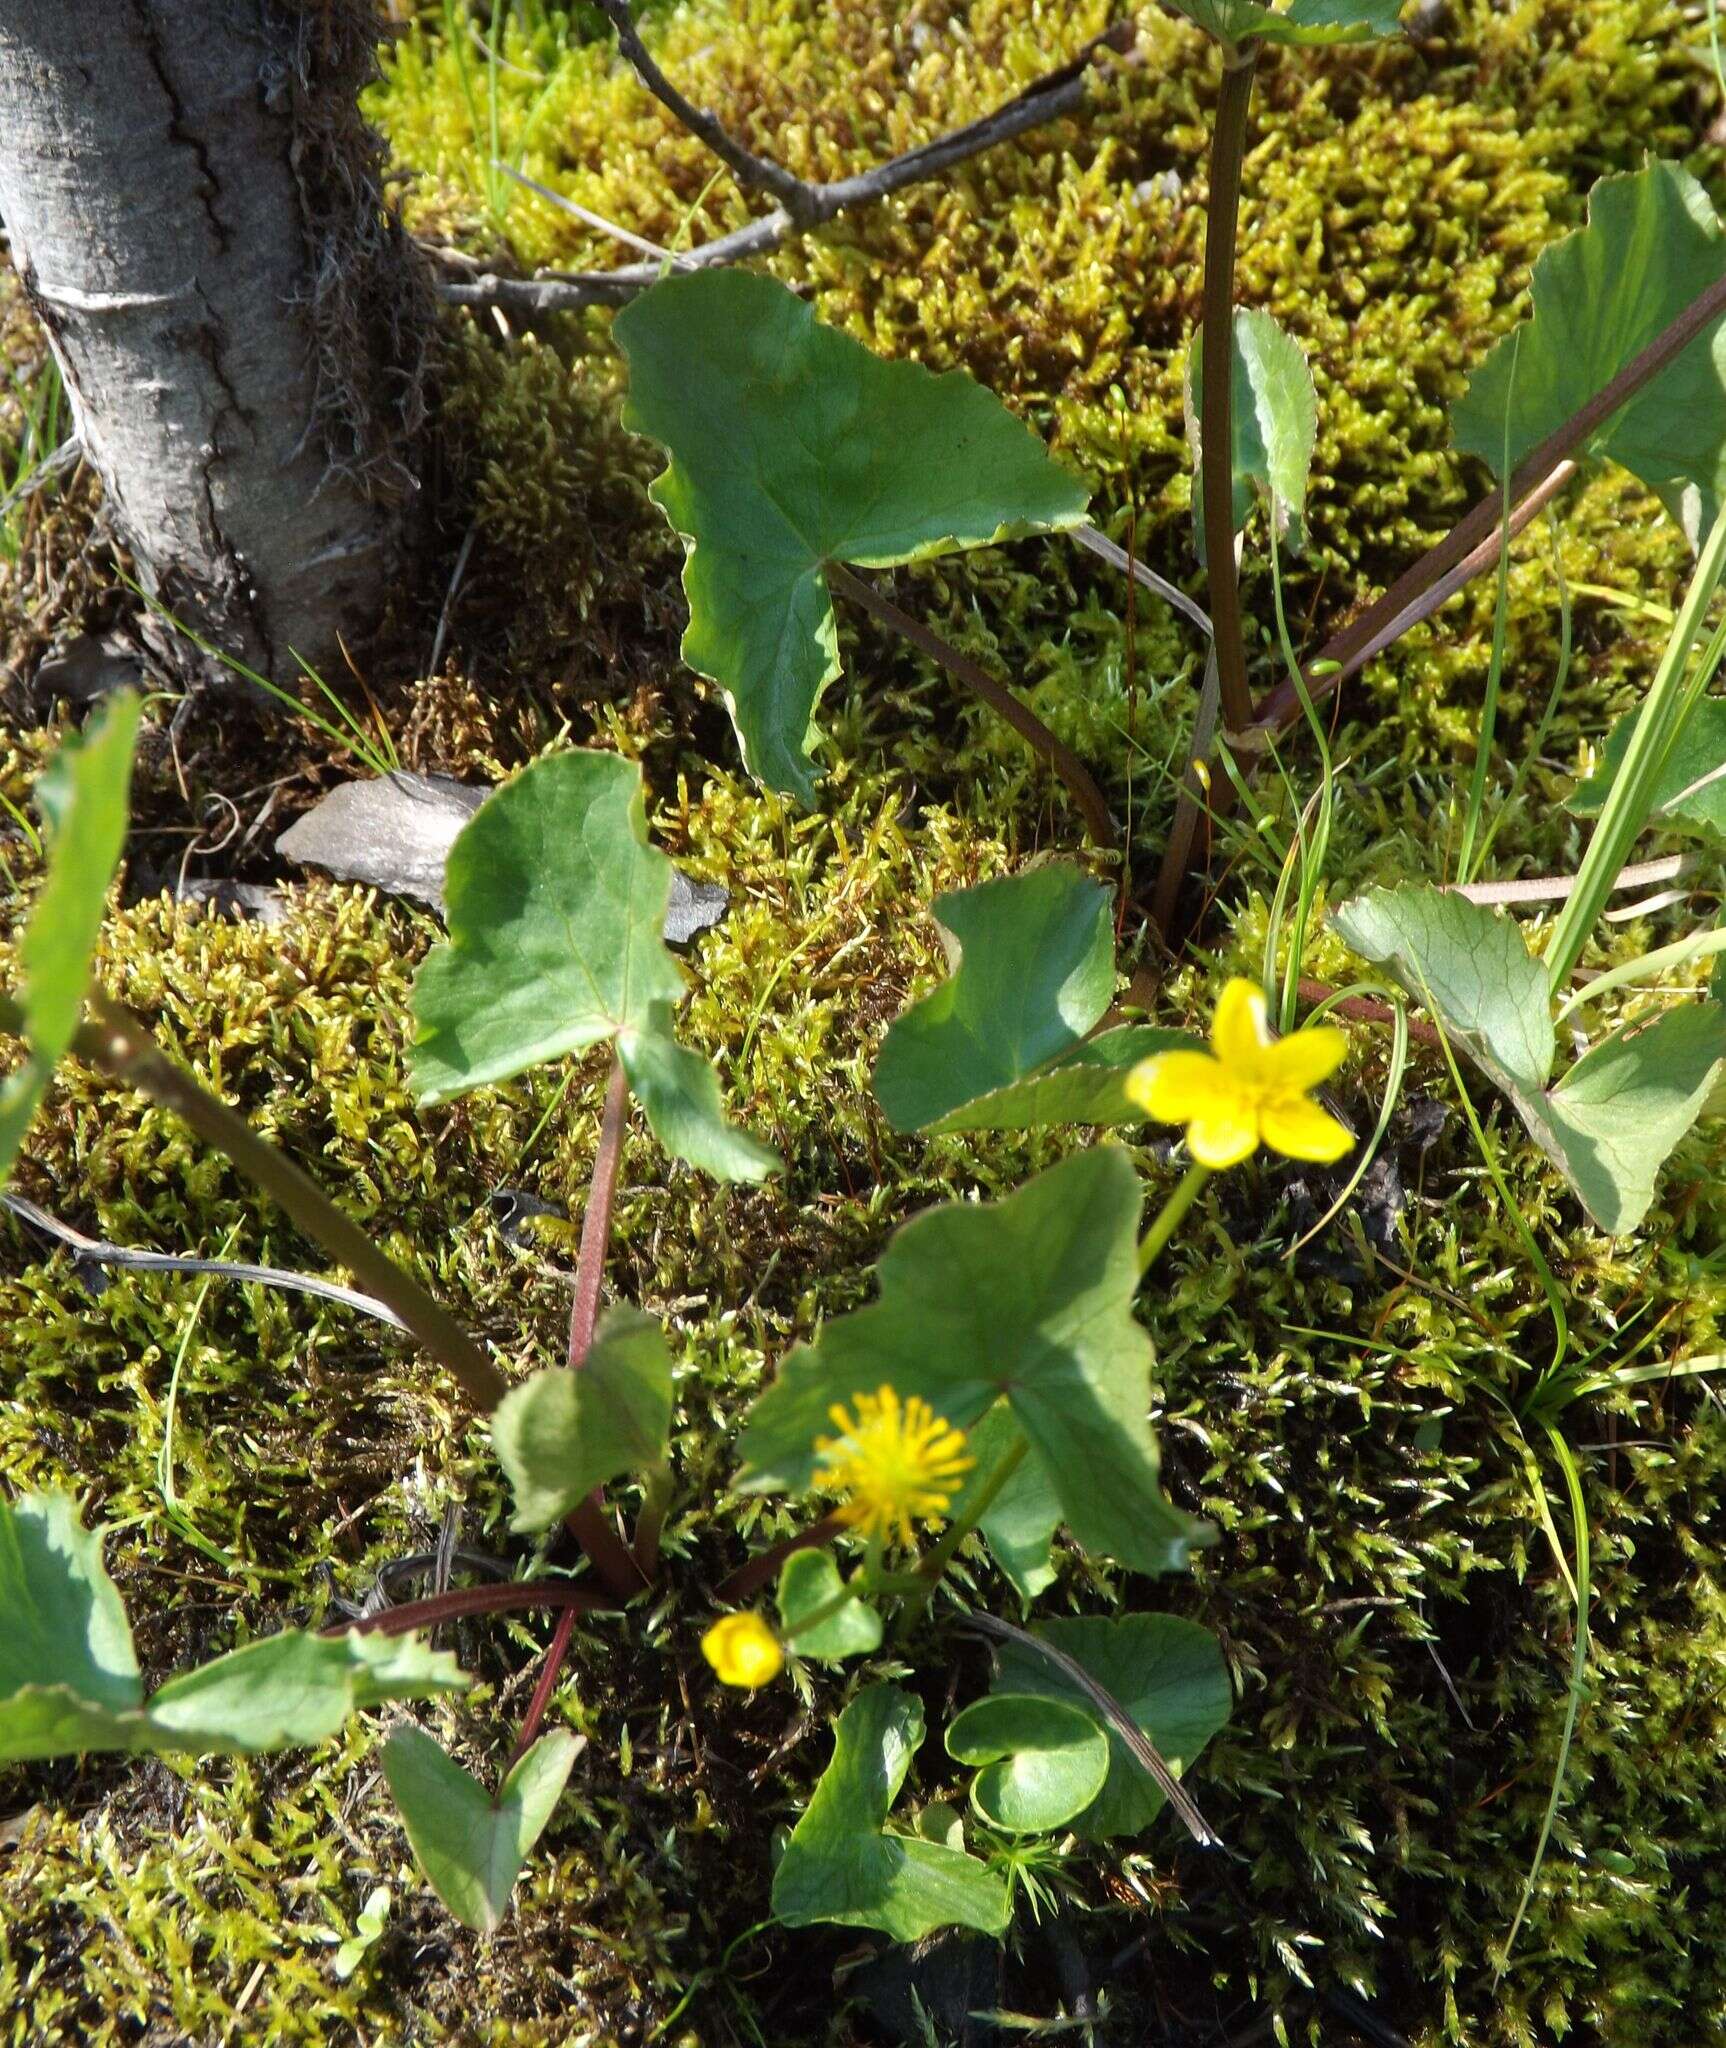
<box><xmin>775</xmin><ymin>1549</ymin><xmax>882</xmax><ymax>1662</ymax></box>
<box><xmin>383</xmin><ymin>1725</ymin><xmax>579</xmax><ymax>1934</ymax></box>
<box><xmin>737</xmin><ymin>1147</ymin><xmax>1209</xmax><ymax>1577</ymax></box>
<box><xmin>992</xmin><ymin>1616</ymin><xmax>1232</xmax><ymax>1841</ymax></box>
<box><xmin>1569</xmin><ymin>699</ymin><xmax>1726</xmax><ymax>839</ymax></box>
<box><xmin>772</xmin><ymin>1684</ymin><xmax>1009</xmax><ymax>1941</ymax></box>
<box><xmin>1</xmin><ymin>691</ymin><xmax>141</xmax><ymax>1186</ymax></box>
<box><xmin>1167</xmin><ymin>0</ymin><xmax>1403</xmax><ymax>50</ymax></box>
<box><xmin>491</xmin><ymin>1307</ymin><xmax>674</xmax><ymax>1534</ymax></box>
<box><xmin>873</xmin><ymin>865</ymin><xmax>1116</xmax><ymax>1132</ymax></box>
<box><xmin>1334</xmin><ymin>885</ymin><xmax>1726</xmax><ymax>1232</ymax></box>
<box><xmin>920</xmin><ymin>1025</ymin><xmax>1197</xmax><ymax>1135</ymax></box>
<box><xmin>945</xmin><ymin>1693</ymin><xmax>1110</xmax><ymax>1834</ymax></box>
<box><xmin>409</xmin><ymin>748</ymin><xmax>776</xmax><ymax>1182</ymax></box>
<box><xmin>1453</xmin><ymin>162</ymin><xmax>1726</xmax><ymax>539</ymax></box>
<box><xmin>1188</xmin><ymin>308</ymin><xmax>1319</xmax><ymax>557</ymax></box>
<box><xmin>615</xmin><ymin>268</ymin><xmax>1088</xmax><ymax>802</ymax></box>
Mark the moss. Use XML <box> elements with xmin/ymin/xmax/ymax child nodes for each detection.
<box><xmin>3</xmin><ymin>0</ymin><xmax>1726</xmax><ymax>2044</ymax></box>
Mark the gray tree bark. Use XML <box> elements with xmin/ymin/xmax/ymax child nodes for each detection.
<box><xmin>0</xmin><ymin>0</ymin><xmax>431</xmax><ymax>687</ymax></box>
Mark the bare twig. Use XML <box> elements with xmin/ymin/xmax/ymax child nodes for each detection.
<box><xmin>1451</xmin><ymin>852</ymin><xmax>1695</xmax><ymax>908</ymax></box>
<box><xmin>827</xmin><ymin>561</ymin><xmax>1118</xmax><ymax>850</ymax></box>
<box><xmin>441</xmin><ymin>26</ymin><xmax>1130</xmax><ymax>317</ymax></box>
<box><xmin>0</xmin><ymin>1189</ymin><xmax>409</xmax><ymax>1331</ymax></box>
<box><xmin>491</xmin><ymin>163</ymin><xmax>697</xmax><ymax>268</ymax></box>
<box><xmin>960</xmin><ymin>1610</ymin><xmax>1222</xmax><ymax>1850</ymax></box>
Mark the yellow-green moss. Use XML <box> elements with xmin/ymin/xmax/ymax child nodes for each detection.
<box><xmin>4</xmin><ymin>2</ymin><xmax>1726</xmax><ymax>2044</ymax></box>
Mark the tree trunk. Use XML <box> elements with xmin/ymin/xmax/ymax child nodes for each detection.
<box><xmin>0</xmin><ymin>0</ymin><xmax>431</xmax><ymax>688</ymax></box>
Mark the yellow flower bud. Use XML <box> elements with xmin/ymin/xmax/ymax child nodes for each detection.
<box><xmin>701</xmin><ymin>1611</ymin><xmax>783</xmax><ymax>1688</ymax></box>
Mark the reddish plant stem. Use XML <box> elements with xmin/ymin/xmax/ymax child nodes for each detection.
<box><xmin>714</xmin><ymin>1512</ymin><xmax>848</xmax><ymax>1605</ymax></box>
<box><xmin>563</xmin><ymin>1054</ymin><xmax>649</xmax><ymax>1600</ymax></box>
<box><xmin>507</xmin><ymin>1602</ymin><xmax>581</xmax><ymax>1769</ymax></box>
<box><xmin>1200</xmin><ymin>47</ymin><xmax>1260</xmax><ymax>736</ymax></box>
<box><xmin>827</xmin><ymin>562</ymin><xmax>1118</xmax><ymax>850</ymax></box>
<box><xmin>1295</xmin><ymin>980</ymin><xmax>1442</xmax><ymax>1047</ymax></box>
<box><xmin>329</xmin><ymin>1579</ymin><xmax>614</xmax><ymax>1637</ymax></box>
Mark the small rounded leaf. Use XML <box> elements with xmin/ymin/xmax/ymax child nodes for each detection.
<box><xmin>945</xmin><ymin>1693</ymin><xmax>1109</xmax><ymax>1835</ymax></box>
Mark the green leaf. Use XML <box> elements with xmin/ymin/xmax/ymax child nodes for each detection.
<box><xmin>491</xmin><ymin>1307</ymin><xmax>674</xmax><ymax>1534</ymax></box>
<box><xmin>776</xmin><ymin>1549</ymin><xmax>883</xmax><ymax>1662</ymax></box>
<box><xmin>382</xmin><ymin>1725</ymin><xmax>579</xmax><ymax>1934</ymax></box>
<box><xmin>408</xmin><ymin>748</ymin><xmax>776</xmax><ymax>1181</ymax></box>
<box><xmin>0</xmin><ymin>692</ymin><xmax>141</xmax><ymax>1185</ymax></box>
<box><xmin>947</xmin><ymin>1407</ymin><xmax>1061</xmax><ymax>1602</ymax></box>
<box><xmin>1453</xmin><ymin>162</ymin><xmax>1726</xmax><ymax>537</ymax></box>
<box><xmin>1334</xmin><ymin>885</ymin><xmax>1726</xmax><ymax>1232</ymax></box>
<box><xmin>332</xmin><ymin>1885</ymin><xmax>392</xmax><ymax>1980</ymax></box>
<box><xmin>772</xmin><ymin>1684</ymin><xmax>1009</xmax><ymax>1941</ymax></box>
<box><xmin>143</xmin><ymin>1630</ymin><xmax>468</xmax><ymax>1754</ymax></box>
<box><xmin>993</xmin><ymin>1616</ymin><xmax>1232</xmax><ymax>1842</ymax></box>
<box><xmin>1541</xmin><ymin>1003</ymin><xmax>1726</xmax><ymax>1235</ymax></box>
<box><xmin>872</xmin><ymin>866</ymin><xmax>1116</xmax><ymax>1131</ymax></box>
<box><xmin>923</xmin><ymin>1025</ymin><xmax>1197</xmax><ymax>1135</ymax></box>
<box><xmin>615</xmin><ymin>269</ymin><xmax>1089</xmax><ymax>802</ymax></box>
<box><xmin>1189</xmin><ymin>308</ymin><xmax>1319</xmax><ymax>555</ymax></box>
<box><xmin>1167</xmin><ymin>0</ymin><xmax>1403</xmax><ymax>51</ymax></box>
<box><xmin>945</xmin><ymin>1693</ymin><xmax>1110</xmax><ymax>1835</ymax></box>
<box><xmin>737</xmin><ymin>1148</ymin><xmax>1209</xmax><ymax>1577</ymax></box>
<box><xmin>1569</xmin><ymin>699</ymin><xmax>1726</xmax><ymax>838</ymax></box>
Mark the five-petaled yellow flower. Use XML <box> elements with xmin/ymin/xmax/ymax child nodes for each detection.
<box><xmin>1128</xmin><ymin>977</ymin><xmax>1352</xmax><ymax>1169</ymax></box>
<box><xmin>815</xmin><ymin>1385</ymin><xmax>974</xmax><ymax>1548</ymax></box>
<box><xmin>701</xmin><ymin>1611</ymin><xmax>783</xmax><ymax>1688</ymax></box>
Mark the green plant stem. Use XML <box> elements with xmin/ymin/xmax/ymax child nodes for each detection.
<box><xmin>916</xmin><ymin>1433</ymin><xmax>1030</xmax><ymax>1591</ymax></box>
<box><xmin>1139</xmin><ymin>1162</ymin><xmax>1210</xmax><ymax>1276</ymax></box>
<box><xmin>70</xmin><ymin>993</ymin><xmax>508</xmax><ymax>1412</ymax></box>
<box><xmin>1200</xmin><ymin>46</ymin><xmax>1260</xmax><ymax>736</ymax></box>
<box><xmin>563</xmin><ymin>1054</ymin><xmax>651</xmax><ymax>1600</ymax></box>
<box><xmin>826</xmin><ymin>561</ymin><xmax>1118</xmax><ymax>850</ymax></box>
<box><xmin>713</xmin><ymin>1511</ymin><xmax>849</xmax><ymax>1604</ymax></box>
<box><xmin>1543</xmin><ymin>500</ymin><xmax>1726</xmax><ymax>991</ymax></box>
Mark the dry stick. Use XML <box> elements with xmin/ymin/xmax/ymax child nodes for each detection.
<box><xmin>71</xmin><ymin>994</ymin><xmax>507</xmax><ymax>1412</ymax></box>
<box><xmin>960</xmin><ymin>1611</ymin><xmax>1222</xmax><ymax>1850</ymax></box>
<box><xmin>563</xmin><ymin>1055</ymin><xmax>650</xmax><ymax>1600</ymax></box>
<box><xmin>1200</xmin><ymin>47</ymin><xmax>1261</xmax><ymax>737</ymax></box>
<box><xmin>441</xmin><ymin>27</ymin><xmax>1130</xmax><ymax>317</ymax></box>
<box><xmin>714</xmin><ymin>1511</ymin><xmax>849</xmax><ymax>1605</ymax></box>
<box><xmin>827</xmin><ymin>561</ymin><xmax>1118</xmax><ymax>850</ymax></box>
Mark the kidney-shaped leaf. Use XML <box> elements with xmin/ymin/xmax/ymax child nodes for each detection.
<box><xmin>737</xmin><ymin>1147</ymin><xmax>1209</xmax><ymax>1577</ymax></box>
<box><xmin>776</xmin><ymin>1548</ymin><xmax>883</xmax><ymax>1663</ymax></box>
<box><xmin>772</xmin><ymin>1684</ymin><xmax>1009</xmax><ymax>1941</ymax></box>
<box><xmin>1168</xmin><ymin>0</ymin><xmax>1403</xmax><ymax>49</ymax></box>
<box><xmin>1</xmin><ymin>691</ymin><xmax>141</xmax><ymax>1186</ymax></box>
<box><xmin>1453</xmin><ymin>162</ymin><xmax>1726</xmax><ymax>537</ymax></box>
<box><xmin>1334</xmin><ymin>885</ymin><xmax>1726</xmax><ymax>1232</ymax></box>
<box><xmin>616</xmin><ymin>268</ymin><xmax>1088</xmax><ymax>803</ymax></box>
<box><xmin>491</xmin><ymin>1307</ymin><xmax>674</xmax><ymax>1534</ymax></box>
<box><xmin>1569</xmin><ymin>699</ymin><xmax>1726</xmax><ymax>839</ymax></box>
<box><xmin>924</xmin><ymin>1025</ymin><xmax>1196</xmax><ymax>1135</ymax></box>
<box><xmin>945</xmin><ymin>1693</ymin><xmax>1110</xmax><ymax>1835</ymax></box>
<box><xmin>383</xmin><ymin>1725</ymin><xmax>579</xmax><ymax>1934</ymax></box>
<box><xmin>993</xmin><ymin>1616</ymin><xmax>1231</xmax><ymax>1841</ymax></box>
<box><xmin>409</xmin><ymin>748</ymin><xmax>776</xmax><ymax>1182</ymax></box>
<box><xmin>872</xmin><ymin>865</ymin><xmax>1116</xmax><ymax>1131</ymax></box>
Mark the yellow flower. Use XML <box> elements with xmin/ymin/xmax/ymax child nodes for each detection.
<box><xmin>1128</xmin><ymin>978</ymin><xmax>1352</xmax><ymax>1170</ymax></box>
<box><xmin>814</xmin><ymin>1385</ymin><xmax>974</xmax><ymax>1548</ymax></box>
<box><xmin>701</xmin><ymin>1611</ymin><xmax>783</xmax><ymax>1688</ymax></box>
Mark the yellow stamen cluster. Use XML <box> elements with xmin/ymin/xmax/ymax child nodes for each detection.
<box><xmin>814</xmin><ymin>1385</ymin><xmax>973</xmax><ymax>1548</ymax></box>
<box><xmin>1127</xmin><ymin>977</ymin><xmax>1352</xmax><ymax>1170</ymax></box>
<box><xmin>701</xmin><ymin>1611</ymin><xmax>783</xmax><ymax>1688</ymax></box>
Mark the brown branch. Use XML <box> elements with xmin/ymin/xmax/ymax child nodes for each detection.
<box><xmin>827</xmin><ymin>562</ymin><xmax>1118</xmax><ymax>850</ymax></box>
<box><xmin>441</xmin><ymin>26</ymin><xmax>1131</xmax><ymax>317</ymax></box>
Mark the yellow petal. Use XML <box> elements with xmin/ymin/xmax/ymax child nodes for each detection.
<box><xmin>1260</xmin><ymin>1093</ymin><xmax>1354</xmax><ymax>1163</ymax></box>
<box><xmin>1186</xmin><ymin>1104</ymin><xmax>1261</xmax><ymax>1168</ymax></box>
<box><xmin>1128</xmin><ymin>1049</ymin><xmax>1230</xmax><ymax>1123</ymax></box>
<box><xmin>1211</xmin><ymin>978</ymin><xmax>1272</xmax><ymax>1067</ymax></box>
<box><xmin>1262</xmin><ymin>1023</ymin><xmax>1347</xmax><ymax>1092</ymax></box>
